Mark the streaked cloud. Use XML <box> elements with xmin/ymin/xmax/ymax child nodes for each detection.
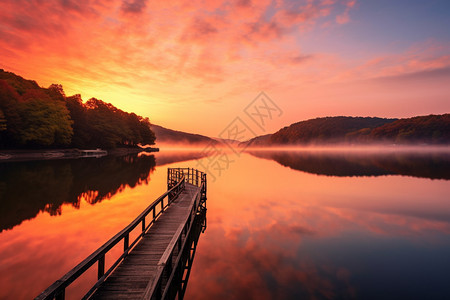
<box><xmin>0</xmin><ymin>0</ymin><xmax>448</xmax><ymax>135</ymax></box>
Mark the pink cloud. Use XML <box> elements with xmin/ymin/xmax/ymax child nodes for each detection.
<box><xmin>0</xmin><ymin>0</ymin><xmax>353</xmax><ymax>90</ymax></box>
<box><xmin>336</xmin><ymin>10</ymin><xmax>350</xmax><ymax>24</ymax></box>
<box><xmin>335</xmin><ymin>0</ymin><xmax>356</xmax><ymax>24</ymax></box>
<box><xmin>1</xmin><ymin>0</ymin><xmax>446</xmax><ymax>134</ymax></box>
<box><xmin>336</xmin><ymin>41</ymin><xmax>450</xmax><ymax>82</ymax></box>
<box><xmin>346</xmin><ymin>0</ymin><xmax>356</xmax><ymax>8</ymax></box>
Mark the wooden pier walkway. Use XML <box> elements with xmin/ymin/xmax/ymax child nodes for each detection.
<box><xmin>37</xmin><ymin>168</ymin><xmax>207</xmax><ymax>300</ymax></box>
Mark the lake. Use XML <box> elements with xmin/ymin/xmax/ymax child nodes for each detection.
<box><xmin>1</xmin><ymin>149</ymin><xmax>449</xmax><ymax>299</ymax></box>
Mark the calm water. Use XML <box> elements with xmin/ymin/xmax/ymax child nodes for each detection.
<box><xmin>0</xmin><ymin>149</ymin><xmax>449</xmax><ymax>299</ymax></box>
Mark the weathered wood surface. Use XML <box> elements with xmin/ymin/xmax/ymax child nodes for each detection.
<box><xmin>91</xmin><ymin>183</ymin><xmax>201</xmax><ymax>299</ymax></box>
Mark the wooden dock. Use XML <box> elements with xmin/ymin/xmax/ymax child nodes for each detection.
<box><xmin>37</xmin><ymin>168</ymin><xmax>207</xmax><ymax>300</ymax></box>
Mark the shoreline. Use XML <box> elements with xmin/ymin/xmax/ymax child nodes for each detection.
<box><xmin>0</xmin><ymin>147</ymin><xmax>159</xmax><ymax>162</ymax></box>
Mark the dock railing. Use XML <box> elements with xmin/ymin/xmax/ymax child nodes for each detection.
<box><xmin>36</xmin><ymin>168</ymin><xmax>195</xmax><ymax>300</ymax></box>
<box><xmin>145</xmin><ymin>168</ymin><xmax>207</xmax><ymax>299</ymax></box>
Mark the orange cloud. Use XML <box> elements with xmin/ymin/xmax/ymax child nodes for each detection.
<box><xmin>0</xmin><ymin>0</ymin><xmax>447</xmax><ymax>136</ymax></box>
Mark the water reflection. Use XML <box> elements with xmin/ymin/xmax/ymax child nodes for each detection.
<box><xmin>186</xmin><ymin>152</ymin><xmax>450</xmax><ymax>299</ymax></box>
<box><xmin>248</xmin><ymin>150</ymin><xmax>450</xmax><ymax>179</ymax></box>
<box><xmin>0</xmin><ymin>151</ymin><xmax>210</xmax><ymax>299</ymax></box>
<box><xmin>166</xmin><ymin>199</ymin><xmax>207</xmax><ymax>300</ymax></box>
<box><xmin>153</xmin><ymin>150</ymin><xmax>208</xmax><ymax>167</ymax></box>
<box><xmin>0</xmin><ymin>150</ymin><xmax>213</xmax><ymax>233</ymax></box>
<box><xmin>0</xmin><ymin>154</ymin><xmax>156</xmax><ymax>232</ymax></box>
<box><xmin>1</xmin><ymin>150</ymin><xmax>450</xmax><ymax>299</ymax></box>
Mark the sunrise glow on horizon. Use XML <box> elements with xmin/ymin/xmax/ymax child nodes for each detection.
<box><xmin>1</xmin><ymin>0</ymin><xmax>449</xmax><ymax>136</ymax></box>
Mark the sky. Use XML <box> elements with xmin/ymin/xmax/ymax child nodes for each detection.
<box><xmin>0</xmin><ymin>0</ymin><xmax>449</xmax><ymax>137</ymax></box>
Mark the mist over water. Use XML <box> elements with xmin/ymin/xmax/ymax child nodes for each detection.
<box><xmin>156</xmin><ymin>142</ymin><xmax>450</xmax><ymax>152</ymax></box>
<box><xmin>245</xmin><ymin>144</ymin><xmax>450</xmax><ymax>152</ymax></box>
<box><xmin>0</xmin><ymin>148</ymin><xmax>449</xmax><ymax>299</ymax></box>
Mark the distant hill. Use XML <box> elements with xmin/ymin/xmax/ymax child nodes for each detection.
<box><xmin>245</xmin><ymin>134</ymin><xmax>272</xmax><ymax>147</ymax></box>
<box><xmin>368</xmin><ymin>114</ymin><xmax>450</xmax><ymax>143</ymax></box>
<box><xmin>150</xmin><ymin>124</ymin><xmax>217</xmax><ymax>146</ymax></box>
<box><xmin>244</xmin><ymin>115</ymin><xmax>450</xmax><ymax>146</ymax></box>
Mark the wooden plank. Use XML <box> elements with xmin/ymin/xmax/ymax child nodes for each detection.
<box><xmin>37</xmin><ymin>175</ymin><xmax>190</xmax><ymax>300</ymax></box>
<box><xmin>91</xmin><ymin>183</ymin><xmax>201</xmax><ymax>299</ymax></box>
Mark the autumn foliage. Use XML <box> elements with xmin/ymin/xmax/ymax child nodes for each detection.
<box><xmin>0</xmin><ymin>69</ymin><xmax>155</xmax><ymax>149</ymax></box>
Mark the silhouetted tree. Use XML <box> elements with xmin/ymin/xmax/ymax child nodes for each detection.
<box><xmin>139</xmin><ymin>117</ymin><xmax>156</xmax><ymax>146</ymax></box>
<box><xmin>46</xmin><ymin>83</ymin><xmax>66</xmax><ymax>102</ymax></box>
<box><xmin>0</xmin><ymin>109</ymin><xmax>6</xmax><ymax>132</ymax></box>
<box><xmin>17</xmin><ymin>89</ymin><xmax>73</xmax><ymax>147</ymax></box>
<box><xmin>66</xmin><ymin>94</ymin><xmax>92</xmax><ymax>148</ymax></box>
<box><xmin>0</xmin><ymin>80</ymin><xmax>22</xmax><ymax>146</ymax></box>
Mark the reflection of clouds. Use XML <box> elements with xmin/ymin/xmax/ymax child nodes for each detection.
<box><xmin>188</xmin><ymin>223</ymin><xmax>356</xmax><ymax>299</ymax></box>
<box><xmin>187</xmin><ymin>203</ymin><xmax>361</xmax><ymax>298</ymax></box>
<box><xmin>188</xmin><ymin>199</ymin><xmax>450</xmax><ymax>299</ymax></box>
<box><xmin>326</xmin><ymin>207</ymin><xmax>450</xmax><ymax>237</ymax></box>
<box><xmin>0</xmin><ymin>224</ymin><xmax>97</xmax><ymax>299</ymax></box>
<box><xmin>186</xmin><ymin>159</ymin><xmax>450</xmax><ymax>299</ymax></box>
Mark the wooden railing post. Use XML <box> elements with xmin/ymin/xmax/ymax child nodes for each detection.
<box><xmin>167</xmin><ymin>254</ymin><xmax>173</xmax><ymax>275</ymax></box>
<box><xmin>124</xmin><ymin>234</ymin><xmax>129</xmax><ymax>252</ymax></box>
<box><xmin>98</xmin><ymin>255</ymin><xmax>105</xmax><ymax>280</ymax></box>
<box><xmin>38</xmin><ymin>168</ymin><xmax>201</xmax><ymax>300</ymax></box>
<box><xmin>55</xmin><ymin>290</ymin><xmax>65</xmax><ymax>300</ymax></box>
<box><xmin>167</xmin><ymin>168</ymin><xmax>170</xmax><ymax>189</ymax></box>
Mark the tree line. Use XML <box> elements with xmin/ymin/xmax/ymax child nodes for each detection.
<box><xmin>0</xmin><ymin>69</ymin><xmax>155</xmax><ymax>149</ymax></box>
<box><xmin>249</xmin><ymin>115</ymin><xmax>450</xmax><ymax>146</ymax></box>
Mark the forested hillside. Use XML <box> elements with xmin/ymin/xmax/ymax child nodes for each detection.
<box><xmin>368</xmin><ymin>114</ymin><xmax>450</xmax><ymax>143</ymax></box>
<box><xmin>150</xmin><ymin>124</ymin><xmax>217</xmax><ymax>145</ymax></box>
<box><xmin>0</xmin><ymin>69</ymin><xmax>155</xmax><ymax>149</ymax></box>
<box><xmin>245</xmin><ymin>115</ymin><xmax>450</xmax><ymax>146</ymax></box>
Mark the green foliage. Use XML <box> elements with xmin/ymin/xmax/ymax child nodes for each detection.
<box><xmin>65</xmin><ymin>94</ymin><xmax>91</xmax><ymax>148</ymax></box>
<box><xmin>0</xmin><ymin>109</ymin><xmax>6</xmax><ymax>132</ymax></box>
<box><xmin>139</xmin><ymin>117</ymin><xmax>156</xmax><ymax>146</ymax></box>
<box><xmin>0</xmin><ymin>79</ymin><xmax>23</xmax><ymax>146</ymax></box>
<box><xmin>17</xmin><ymin>89</ymin><xmax>73</xmax><ymax>146</ymax></box>
<box><xmin>69</xmin><ymin>98</ymin><xmax>156</xmax><ymax>148</ymax></box>
<box><xmin>0</xmin><ymin>69</ymin><xmax>156</xmax><ymax>149</ymax></box>
<box><xmin>46</xmin><ymin>84</ymin><xmax>66</xmax><ymax>101</ymax></box>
